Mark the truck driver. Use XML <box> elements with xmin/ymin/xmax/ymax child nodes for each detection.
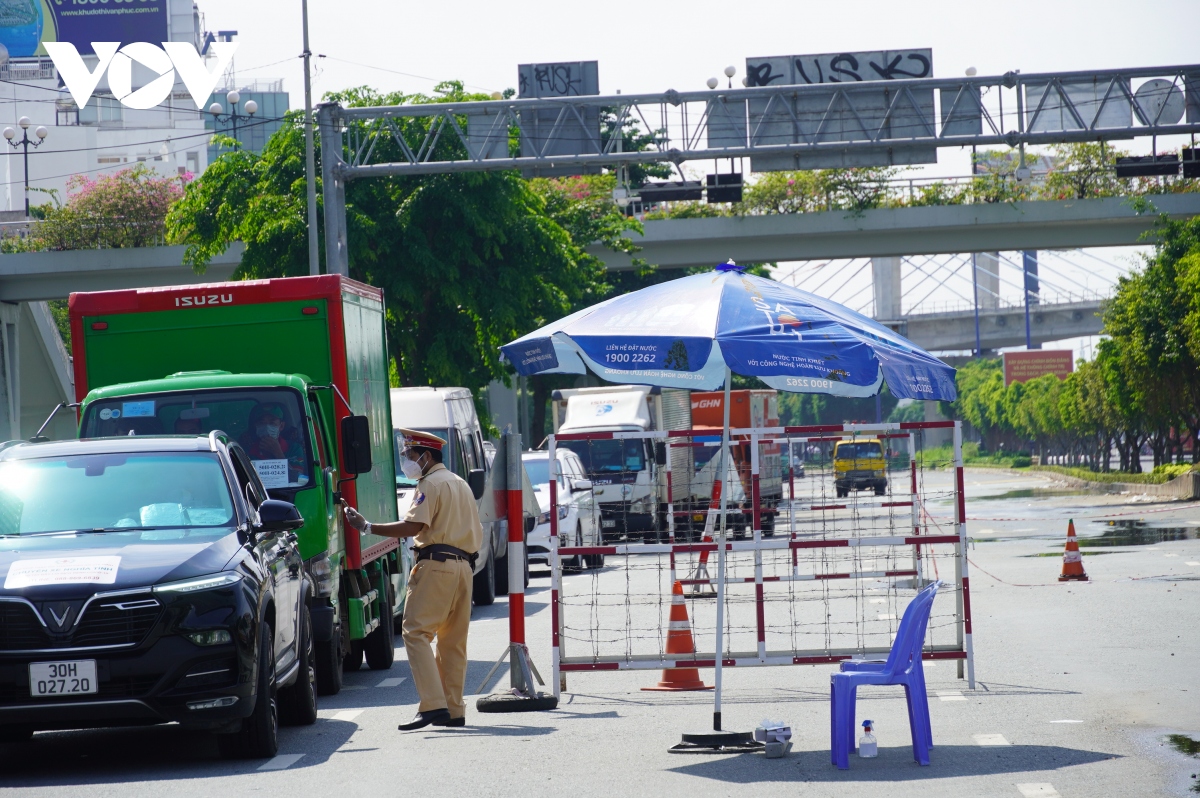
<box><xmin>343</xmin><ymin>428</ymin><xmax>483</xmax><ymax>730</ymax></box>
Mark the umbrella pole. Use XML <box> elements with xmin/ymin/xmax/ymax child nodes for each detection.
<box><xmin>713</xmin><ymin>367</ymin><xmax>732</xmax><ymax>731</ymax></box>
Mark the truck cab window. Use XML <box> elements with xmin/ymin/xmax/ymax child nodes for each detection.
<box><xmin>81</xmin><ymin>388</ymin><xmax>315</xmax><ymax>492</ymax></box>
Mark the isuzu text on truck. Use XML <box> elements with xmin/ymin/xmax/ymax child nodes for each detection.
<box><xmin>67</xmin><ymin>276</ymin><xmax>407</xmax><ymax>696</ymax></box>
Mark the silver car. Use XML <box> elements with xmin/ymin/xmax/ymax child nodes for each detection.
<box><xmin>523</xmin><ymin>450</ymin><xmax>602</xmax><ymax>571</ymax></box>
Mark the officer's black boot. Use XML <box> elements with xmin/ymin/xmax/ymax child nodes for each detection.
<box><xmin>398</xmin><ymin>708</ymin><xmax>451</xmax><ymax>731</ymax></box>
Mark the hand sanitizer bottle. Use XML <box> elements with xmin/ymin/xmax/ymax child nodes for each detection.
<box><xmin>859</xmin><ymin>720</ymin><xmax>878</xmax><ymax>758</ymax></box>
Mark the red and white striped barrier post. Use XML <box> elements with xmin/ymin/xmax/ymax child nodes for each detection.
<box><xmin>506</xmin><ymin>430</ymin><xmax>526</xmax><ymax>652</ymax></box>
<box><xmin>750</xmin><ymin>432</ymin><xmax>766</xmax><ymax>661</ymax></box>
<box><xmin>953</xmin><ymin>421</ymin><xmax>975</xmax><ymax>689</ymax></box>
<box><xmin>476</xmin><ymin>431</ymin><xmax>557</xmax><ymax>712</ymax></box>
<box><xmin>549</xmin><ymin>433</ymin><xmax>562</xmax><ymax>697</ymax></box>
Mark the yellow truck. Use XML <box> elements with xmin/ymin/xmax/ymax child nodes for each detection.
<box><xmin>833</xmin><ymin>439</ymin><xmax>888</xmax><ymax>497</ymax></box>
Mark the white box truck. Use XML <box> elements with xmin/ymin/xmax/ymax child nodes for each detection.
<box><xmin>550</xmin><ymin>385</ymin><xmax>694</xmax><ymax>542</ymax></box>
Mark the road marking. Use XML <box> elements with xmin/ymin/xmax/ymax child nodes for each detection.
<box><xmin>869</xmin><ymin>598</ymin><xmax>887</xmax><ymax>604</ymax></box>
<box><xmin>877</xmin><ymin>613</ymin><xmax>897</xmax><ymax>620</ymax></box>
<box><xmin>974</xmin><ymin>733</ymin><xmax>1010</xmax><ymax>746</ymax></box>
<box><xmin>1186</xmin><ymin>561</ymin><xmax>1200</xmax><ymax>566</ymax></box>
<box><xmin>377</xmin><ymin>677</ymin><xmax>407</xmax><ymax>688</ymax></box>
<box><xmin>332</xmin><ymin>710</ymin><xmax>364</xmax><ymax>722</ymax></box>
<box><xmin>1049</xmin><ymin>719</ymin><xmax>1083</xmax><ymax>723</ymax></box>
<box><xmin>258</xmin><ymin>754</ymin><xmax>305</xmax><ymax>771</ymax></box>
<box><xmin>1164</xmin><ymin>553</ymin><xmax>1179</xmax><ymax>558</ymax></box>
<box><xmin>938</xmin><ymin>691</ymin><xmax>967</xmax><ymax>701</ymax></box>
<box><xmin>1016</xmin><ymin>784</ymin><xmax>1060</xmax><ymax>798</ymax></box>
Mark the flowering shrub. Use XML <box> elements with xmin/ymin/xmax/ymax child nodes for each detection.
<box><xmin>30</xmin><ymin>164</ymin><xmax>191</xmax><ymax>250</ymax></box>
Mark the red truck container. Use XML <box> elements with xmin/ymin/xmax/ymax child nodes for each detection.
<box><xmin>690</xmin><ymin>389</ymin><xmax>783</xmax><ymax>537</ymax></box>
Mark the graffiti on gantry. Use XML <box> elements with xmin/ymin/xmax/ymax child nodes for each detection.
<box><xmin>517</xmin><ymin>61</ymin><xmax>599</xmax><ymax>100</ymax></box>
<box><xmin>746</xmin><ymin>50</ymin><xmax>933</xmax><ymax>87</ymax></box>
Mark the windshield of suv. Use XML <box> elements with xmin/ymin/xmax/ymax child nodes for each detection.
<box><xmin>559</xmin><ymin>439</ymin><xmax>645</xmax><ymax>475</ymax></box>
<box><xmin>82</xmin><ymin>388</ymin><xmax>314</xmax><ymax>490</ymax></box>
<box><xmin>835</xmin><ymin>442</ymin><xmax>883</xmax><ymax>460</ymax></box>
<box><xmin>0</xmin><ymin>452</ymin><xmax>235</xmax><ymax>537</ymax></box>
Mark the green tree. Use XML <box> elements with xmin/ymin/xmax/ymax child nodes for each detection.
<box><xmin>1039</xmin><ymin>142</ymin><xmax>1128</xmax><ymax>200</ymax></box>
<box><xmin>168</xmin><ymin>83</ymin><xmax>604</xmax><ymax>420</ymax></box>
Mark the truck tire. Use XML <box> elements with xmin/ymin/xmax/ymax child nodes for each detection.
<box><xmin>315</xmin><ymin>623</ymin><xmax>344</xmax><ymax>696</ymax></box>
<box><xmin>218</xmin><ymin>623</ymin><xmax>278</xmax><ymax>759</ymax></box>
<box><xmin>364</xmin><ymin>584</ymin><xmax>396</xmax><ymax>670</ymax></box>
<box><xmin>279</xmin><ymin>604</ymin><xmax>318</xmax><ymax>726</ymax></box>
<box><xmin>343</xmin><ymin>640</ymin><xmax>365</xmax><ymax>672</ymax></box>
<box><xmin>473</xmin><ymin>547</ymin><xmax>496</xmax><ymax>606</ymax></box>
<box><xmin>874</xmin><ymin>484</ymin><xmax>886</xmax><ymax>496</ymax></box>
<box><xmin>761</xmin><ymin>511</ymin><xmax>775</xmax><ymax>538</ymax></box>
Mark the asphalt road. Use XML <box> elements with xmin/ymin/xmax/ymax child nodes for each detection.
<box><xmin>2</xmin><ymin>468</ymin><xmax>1198</xmax><ymax>797</ymax></box>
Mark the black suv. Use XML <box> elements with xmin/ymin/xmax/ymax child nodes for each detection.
<box><xmin>0</xmin><ymin>433</ymin><xmax>316</xmax><ymax>758</ymax></box>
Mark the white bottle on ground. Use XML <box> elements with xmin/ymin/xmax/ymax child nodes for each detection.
<box><xmin>859</xmin><ymin>720</ymin><xmax>878</xmax><ymax>757</ymax></box>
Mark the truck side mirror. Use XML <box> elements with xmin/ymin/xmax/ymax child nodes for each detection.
<box><xmin>654</xmin><ymin>441</ymin><xmax>667</xmax><ymax>466</ymax></box>
<box><xmin>340</xmin><ymin>415</ymin><xmax>373</xmax><ymax>475</ymax></box>
<box><xmin>467</xmin><ymin>468</ymin><xmax>485</xmax><ymax>500</ymax></box>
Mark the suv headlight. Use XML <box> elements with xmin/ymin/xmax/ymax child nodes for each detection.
<box><xmin>537</xmin><ymin>510</ymin><xmax>551</xmax><ymax>526</ymax></box>
<box><xmin>154</xmin><ymin>572</ymin><xmax>243</xmax><ymax>594</ymax></box>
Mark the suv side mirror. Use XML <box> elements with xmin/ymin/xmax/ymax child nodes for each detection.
<box><xmin>340</xmin><ymin>415</ymin><xmax>372</xmax><ymax>475</ymax></box>
<box><xmin>467</xmin><ymin>468</ymin><xmax>486</xmax><ymax>500</ymax></box>
<box><xmin>571</xmin><ymin>478</ymin><xmax>593</xmax><ymax>492</ymax></box>
<box><xmin>654</xmin><ymin>441</ymin><xmax>667</xmax><ymax>466</ymax></box>
<box><xmin>256</xmin><ymin>499</ymin><xmax>304</xmax><ymax>533</ymax></box>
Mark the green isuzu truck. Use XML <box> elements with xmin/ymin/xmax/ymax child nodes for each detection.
<box><xmin>67</xmin><ymin>275</ymin><xmax>407</xmax><ymax>695</ymax></box>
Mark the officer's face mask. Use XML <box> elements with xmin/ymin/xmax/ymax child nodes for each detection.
<box><xmin>256</xmin><ymin>423</ymin><xmax>281</xmax><ymax>439</ymax></box>
<box><xmin>401</xmin><ymin>452</ymin><xmax>425</xmax><ymax>480</ymax></box>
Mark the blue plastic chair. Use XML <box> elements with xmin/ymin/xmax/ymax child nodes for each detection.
<box><xmin>829</xmin><ymin>581</ymin><xmax>941</xmax><ymax>769</ymax></box>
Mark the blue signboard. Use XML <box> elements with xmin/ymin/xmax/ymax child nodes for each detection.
<box><xmin>0</xmin><ymin>0</ymin><xmax>170</xmax><ymax>58</ymax></box>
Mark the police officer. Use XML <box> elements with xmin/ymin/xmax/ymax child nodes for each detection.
<box><xmin>343</xmin><ymin>429</ymin><xmax>482</xmax><ymax>730</ymax></box>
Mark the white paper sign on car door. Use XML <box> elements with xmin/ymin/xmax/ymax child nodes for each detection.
<box><xmin>252</xmin><ymin>459</ymin><xmax>289</xmax><ymax>488</ymax></box>
<box><xmin>4</xmin><ymin>556</ymin><xmax>121</xmax><ymax>589</ymax></box>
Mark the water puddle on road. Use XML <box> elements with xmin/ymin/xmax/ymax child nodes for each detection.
<box><xmin>1079</xmin><ymin>520</ymin><xmax>1200</xmax><ymax>547</ymax></box>
<box><xmin>982</xmin><ymin>488</ymin><xmax>1093</xmax><ymax>500</ymax></box>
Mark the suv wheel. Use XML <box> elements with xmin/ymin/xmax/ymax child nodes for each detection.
<box><xmin>315</xmin><ymin>623</ymin><xmax>344</xmax><ymax>696</ymax></box>
<box><xmin>279</xmin><ymin>603</ymin><xmax>318</xmax><ymax>726</ymax></box>
<box><xmin>218</xmin><ymin>623</ymin><xmax>278</xmax><ymax>759</ymax></box>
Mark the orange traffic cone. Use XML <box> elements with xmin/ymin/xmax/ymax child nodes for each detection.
<box><xmin>1058</xmin><ymin>518</ymin><xmax>1089</xmax><ymax>582</ymax></box>
<box><xmin>643</xmin><ymin>581</ymin><xmax>713</xmax><ymax>692</ymax></box>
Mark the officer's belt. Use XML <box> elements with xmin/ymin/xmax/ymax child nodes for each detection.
<box><xmin>415</xmin><ymin>544</ymin><xmax>478</xmax><ymax>568</ymax></box>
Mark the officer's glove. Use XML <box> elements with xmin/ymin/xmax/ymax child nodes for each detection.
<box><xmin>344</xmin><ymin>505</ymin><xmax>371</xmax><ymax>537</ymax></box>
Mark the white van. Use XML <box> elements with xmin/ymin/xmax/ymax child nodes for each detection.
<box><xmin>390</xmin><ymin>387</ymin><xmax>537</xmax><ymax>604</ymax></box>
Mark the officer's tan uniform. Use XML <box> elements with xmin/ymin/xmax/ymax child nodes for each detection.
<box><xmin>402</xmin><ymin>462</ymin><xmax>484</xmax><ymax>719</ymax></box>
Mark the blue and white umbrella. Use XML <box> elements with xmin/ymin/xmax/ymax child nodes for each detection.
<box><xmin>502</xmin><ymin>261</ymin><xmax>956</xmax><ymax>401</ymax></box>
<box><xmin>502</xmin><ymin>261</ymin><xmax>956</xmax><ymax>737</ymax></box>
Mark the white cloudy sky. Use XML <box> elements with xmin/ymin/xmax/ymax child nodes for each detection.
<box><xmin>199</xmin><ymin>0</ymin><xmax>1195</xmax><ymax>360</ymax></box>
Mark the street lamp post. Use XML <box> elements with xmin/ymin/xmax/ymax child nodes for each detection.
<box><xmin>208</xmin><ymin>90</ymin><xmax>258</xmax><ymax>150</ymax></box>
<box><xmin>3</xmin><ymin>117</ymin><xmax>47</xmax><ymax>217</ymax></box>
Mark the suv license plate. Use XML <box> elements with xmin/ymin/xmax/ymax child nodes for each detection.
<box><xmin>30</xmin><ymin>660</ymin><xmax>98</xmax><ymax>697</ymax></box>
<box><xmin>601</xmin><ymin>520</ymin><xmax>616</xmax><ymax>528</ymax></box>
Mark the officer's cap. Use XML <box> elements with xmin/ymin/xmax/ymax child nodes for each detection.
<box><xmin>398</xmin><ymin>428</ymin><xmax>447</xmax><ymax>452</ymax></box>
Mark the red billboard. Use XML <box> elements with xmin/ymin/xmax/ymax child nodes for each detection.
<box><xmin>1003</xmin><ymin>350</ymin><xmax>1074</xmax><ymax>385</ymax></box>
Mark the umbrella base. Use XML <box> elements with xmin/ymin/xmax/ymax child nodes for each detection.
<box><xmin>669</xmin><ymin>730</ymin><xmax>763</xmax><ymax>754</ymax></box>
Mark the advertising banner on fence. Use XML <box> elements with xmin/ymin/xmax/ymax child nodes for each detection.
<box><xmin>1003</xmin><ymin>350</ymin><xmax>1074</xmax><ymax>385</ymax></box>
<box><xmin>0</xmin><ymin>0</ymin><xmax>169</xmax><ymax>59</ymax></box>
